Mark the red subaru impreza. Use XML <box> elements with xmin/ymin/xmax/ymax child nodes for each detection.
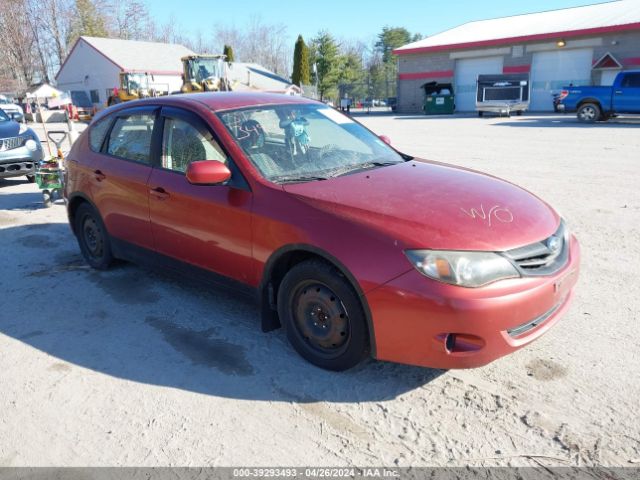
<box><xmin>64</xmin><ymin>93</ymin><xmax>580</xmax><ymax>371</ymax></box>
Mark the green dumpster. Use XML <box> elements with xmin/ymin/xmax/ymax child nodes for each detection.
<box><xmin>422</xmin><ymin>82</ymin><xmax>455</xmax><ymax>115</ymax></box>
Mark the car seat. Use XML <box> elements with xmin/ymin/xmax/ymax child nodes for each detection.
<box><xmin>237</xmin><ymin>119</ymin><xmax>282</xmax><ymax>178</ymax></box>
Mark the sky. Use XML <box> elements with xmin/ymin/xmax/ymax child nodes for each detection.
<box><xmin>150</xmin><ymin>0</ymin><xmax>615</xmax><ymax>45</ymax></box>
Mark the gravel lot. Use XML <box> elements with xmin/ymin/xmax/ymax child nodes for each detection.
<box><xmin>0</xmin><ymin>114</ymin><xmax>638</xmax><ymax>467</ymax></box>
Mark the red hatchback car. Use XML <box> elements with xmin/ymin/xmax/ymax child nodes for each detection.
<box><xmin>64</xmin><ymin>93</ymin><xmax>580</xmax><ymax>371</ymax></box>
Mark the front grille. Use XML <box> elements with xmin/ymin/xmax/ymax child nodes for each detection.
<box><xmin>0</xmin><ymin>135</ymin><xmax>26</xmax><ymax>151</ymax></box>
<box><xmin>507</xmin><ymin>301</ymin><xmax>562</xmax><ymax>337</ymax></box>
<box><xmin>503</xmin><ymin>221</ymin><xmax>568</xmax><ymax>276</ymax></box>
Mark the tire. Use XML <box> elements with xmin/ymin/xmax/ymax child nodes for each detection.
<box><xmin>277</xmin><ymin>260</ymin><xmax>370</xmax><ymax>371</ymax></box>
<box><xmin>516</xmin><ymin>110</ymin><xmax>523</xmax><ymax>116</ymax></box>
<box><xmin>42</xmin><ymin>190</ymin><xmax>52</xmax><ymax>208</ymax></box>
<box><xmin>74</xmin><ymin>203</ymin><xmax>114</xmax><ymax>270</ymax></box>
<box><xmin>478</xmin><ymin>111</ymin><xmax>483</xmax><ymax>117</ymax></box>
<box><xmin>577</xmin><ymin>103</ymin><xmax>601</xmax><ymax>123</ymax></box>
<box><xmin>26</xmin><ymin>174</ymin><xmax>35</xmax><ymax>183</ymax></box>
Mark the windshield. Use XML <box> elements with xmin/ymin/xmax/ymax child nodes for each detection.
<box><xmin>125</xmin><ymin>73</ymin><xmax>149</xmax><ymax>91</ymax></box>
<box><xmin>0</xmin><ymin>109</ymin><xmax>10</xmax><ymax>122</ymax></box>
<box><xmin>190</xmin><ymin>58</ymin><xmax>223</xmax><ymax>83</ymax></box>
<box><xmin>218</xmin><ymin>104</ymin><xmax>405</xmax><ymax>183</ymax></box>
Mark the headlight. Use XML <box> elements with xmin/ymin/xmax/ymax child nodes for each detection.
<box><xmin>25</xmin><ymin>139</ymin><xmax>38</xmax><ymax>151</ymax></box>
<box><xmin>405</xmin><ymin>250</ymin><xmax>520</xmax><ymax>288</ymax></box>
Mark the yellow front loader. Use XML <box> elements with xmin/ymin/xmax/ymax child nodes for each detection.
<box><xmin>180</xmin><ymin>54</ymin><xmax>232</xmax><ymax>93</ymax></box>
<box><xmin>108</xmin><ymin>72</ymin><xmax>157</xmax><ymax>106</ymax></box>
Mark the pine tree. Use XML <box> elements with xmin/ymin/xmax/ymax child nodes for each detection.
<box><xmin>223</xmin><ymin>44</ymin><xmax>235</xmax><ymax>63</ymax></box>
<box><xmin>310</xmin><ymin>31</ymin><xmax>340</xmax><ymax>101</ymax></box>
<box><xmin>72</xmin><ymin>0</ymin><xmax>108</xmax><ymax>38</ymax></box>
<box><xmin>291</xmin><ymin>35</ymin><xmax>310</xmax><ymax>86</ymax></box>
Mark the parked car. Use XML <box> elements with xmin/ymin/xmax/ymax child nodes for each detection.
<box><xmin>70</xmin><ymin>91</ymin><xmax>95</xmax><ymax>121</ymax></box>
<box><xmin>64</xmin><ymin>93</ymin><xmax>580</xmax><ymax>371</ymax></box>
<box><xmin>0</xmin><ymin>108</ymin><xmax>43</xmax><ymax>182</ymax></box>
<box><xmin>0</xmin><ymin>95</ymin><xmax>24</xmax><ymax>123</ymax></box>
<box><xmin>556</xmin><ymin>70</ymin><xmax>640</xmax><ymax>122</ymax></box>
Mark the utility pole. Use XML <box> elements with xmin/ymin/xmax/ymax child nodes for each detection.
<box><xmin>313</xmin><ymin>63</ymin><xmax>319</xmax><ymax>100</ymax></box>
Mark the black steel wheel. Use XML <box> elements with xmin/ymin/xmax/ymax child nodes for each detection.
<box><xmin>277</xmin><ymin>260</ymin><xmax>370</xmax><ymax>371</ymax></box>
<box><xmin>74</xmin><ymin>203</ymin><xmax>113</xmax><ymax>270</ymax></box>
<box><xmin>291</xmin><ymin>281</ymin><xmax>351</xmax><ymax>356</ymax></box>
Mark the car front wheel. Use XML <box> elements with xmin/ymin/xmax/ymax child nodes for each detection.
<box><xmin>74</xmin><ymin>203</ymin><xmax>114</xmax><ymax>270</ymax></box>
<box><xmin>277</xmin><ymin>260</ymin><xmax>370</xmax><ymax>371</ymax></box>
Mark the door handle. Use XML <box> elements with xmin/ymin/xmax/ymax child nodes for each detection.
<box><xmin>615</xmin><ymin>90</ymin><xmax>623</xmax><ymax>95</ymax></box>
<box><xmin>94</xmin><ymin>169</ymin><xmax>106</xmax><ymax>182</ymax></box>
<box><xmin>150</xmin><ymin>186</ymin><xmax>170</xmax><ymax>200</ymax></box>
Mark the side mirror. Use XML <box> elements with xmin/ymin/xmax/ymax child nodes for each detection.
<box><xmin>379</xmin><ymin>135</ymin><xmax>392</xmax><ymax>146</ymax></box>
<box><xmin>186</xmin><ymin>160</ymin><xmax>231</xmax><ymax>185</ymax></box>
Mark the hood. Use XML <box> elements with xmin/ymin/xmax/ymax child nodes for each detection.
<box><xmin>0</xmin><ymin>120</ymin><xmax>20</xmax><ymax>139</ymax></box>
<box><xmin>283</xmin><ymin>160</ymin><xmax>560</xmax><ymax>251</ymax></box>
<box><xmin>0</xmin><ymin>103</ymin><xmax>22</xmax><ymax>113</ymax></box>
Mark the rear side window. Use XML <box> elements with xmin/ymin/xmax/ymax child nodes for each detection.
<box><xmin>622</xmin><ymin>73</ymin><xmax>640</xmax><ymax>88</ymax></box>
<box><xmin>107</xmin><ymin>113</ymin><xmax>156</xmax><ymax>164</ymax></box>
<box><xmin>88</xmin><ymin>116</ymin><xmax>112</xmax><ymax>152</ymax></box>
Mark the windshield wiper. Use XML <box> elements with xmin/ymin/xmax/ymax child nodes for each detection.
<box><xmin>271</xmin><ymin>174</ymin><xmax>329</xmax><ymax>184</ymax></box>
<box><xmin>329</xmin><ymin>160</ymin><xmax>400</xmax><ymax>177</ymax></box>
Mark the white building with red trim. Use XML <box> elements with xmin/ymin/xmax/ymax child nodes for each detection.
<box><xmin>56</xmin><ymin>36</ymin><xmax>195</xmax><ymax>107</ymax></box>
<box><xmin>393</xmin><ymin>1</ymin><xmax>640</xmax><ymax>113</ymax></box>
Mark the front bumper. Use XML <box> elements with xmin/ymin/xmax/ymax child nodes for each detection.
<box><xmin>0</xmin><ymin>145</ymin><xmax>42</xmax><ymax>178</ymax></box>
<box><xmin>366</xmin><ymin>235</ymin><xmax>580</xmax><ymax>369</ymax></box>
<box><xmin>477</xmin><ymin>101</ymin><xmax>528</xmax><ymax>113</ymax></box>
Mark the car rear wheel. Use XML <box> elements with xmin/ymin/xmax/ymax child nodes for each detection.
<box><xmin>277</xmin><ymin>260</ymin><xmax>370</xmax><ymax>371</ymax></box>
<box><xmin>577</xmin><ymin>103</ymin><xmax>601</xmax><ymax>123</ymax></box>
<box><xmin>74</xmin><ymin>203</ymin><xmax>114</xmax><ymax>270</ymax></box>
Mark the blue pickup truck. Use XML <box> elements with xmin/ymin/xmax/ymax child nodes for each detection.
<box><xmin>557</xmin><ymin>70</ymin><xmax>640</xmax><ymax>122</ymax></box>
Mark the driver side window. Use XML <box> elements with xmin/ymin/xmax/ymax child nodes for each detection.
<box><xmin>162</xmin><ymin>117</ymin><xmax>227</xmax><ymax>173</ymax></box>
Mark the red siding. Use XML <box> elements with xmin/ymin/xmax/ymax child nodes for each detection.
<box><xmin>398</xmin><ymin>70</ymin><xmax>454</xmax><ymax>80</ymax></box>
<box><xmin>503</xmin><ymin>65</ymin><xmax>531</xmax><ymax>74</ymax></box>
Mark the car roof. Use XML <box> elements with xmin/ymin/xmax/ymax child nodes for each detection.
<box><xmin>90</xmin><ymin>92</ymin><xmax>325</xmax><ymax>125</ymax></box>
<box><xmin>129</xmin><ymin>92</ymin><xmax>319</xmax><ymax>112</ymax></box>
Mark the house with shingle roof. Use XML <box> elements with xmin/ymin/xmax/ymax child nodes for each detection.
<box><xmin>56</xmin><ymin>36</ymin><xmax>195</xmax><ymax>107</ymax></box>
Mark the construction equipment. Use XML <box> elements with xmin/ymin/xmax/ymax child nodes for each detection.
<box><xmin>180</xmin><ymin>54</ymin><xmax>232</xmax><ymax>93</ymax></box>
<box><xmin>107</xmin><ymin>72</ymin><xmax>156</xmax><ymax>106</ymax></box>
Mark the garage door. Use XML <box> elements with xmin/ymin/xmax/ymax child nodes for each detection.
<box><xmin>600</xmin><ymin>69</ymin><xmax>620</xmax><ymax>86</ymax></box>
<box><xmin>530</xmin><ymin>49</ymin><xmax>593</xmax><ymax>111</ymax></box>
<box><xmin>454</xmin><ymin>57</ymin><xmax>504</xmax><ymax>112</ymax></box>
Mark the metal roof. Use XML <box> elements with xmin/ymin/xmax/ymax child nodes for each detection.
<box><xmin>77</xmin><ymin>36</ymin><xmax>195</xmax><ymax>74</ymax></box>
<box><xmin>226</xmin><ymin>63</ymin><xmax>300</xmax><ymax>93</ymax></box>
<box><xmin>395</xmin><ymin>1</ymin><xmax>640</xmax><ymax>55</ymax></box>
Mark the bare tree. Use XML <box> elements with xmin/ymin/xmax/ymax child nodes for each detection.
<box><xmin>0</xmin><ymin>0</ymin><xmax>37</xmax><ymax>88</ymax></box>
<box><xmin>38</xmin><ymin>0</ymin><xmax>74</xmax><ymax>69</ymax></box>
<box><xmin>211</xmin><ymin>17</ymin><xmax>291</xmax><ymax>76</ymax></box>
<box><xmin>107</xmin><ymin>0</ymin><xmax>151</xmax><ymax>40</ymax></box>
